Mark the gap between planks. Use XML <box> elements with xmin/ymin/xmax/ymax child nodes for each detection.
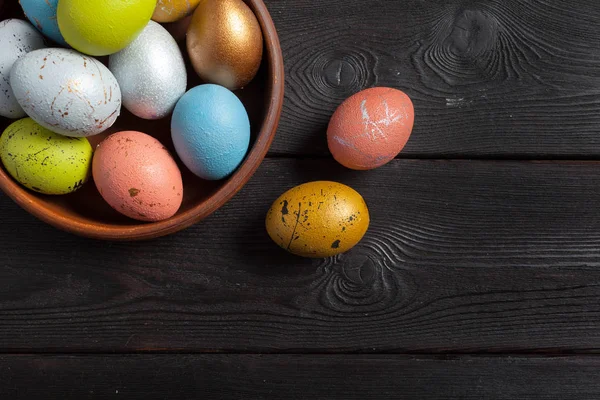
<box><xmin>265</xmin><ymin>154</ymin><xmax>600</xmax><ymax>161</ymax></box>
<box><xmin>1</xmin><ymin>350</ymin><xmax>600</xmax><ymax>356</ymax></box>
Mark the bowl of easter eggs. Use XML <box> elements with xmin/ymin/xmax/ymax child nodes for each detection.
<box><xmin>0</xmin><ymin>0</ymin><xmax>284</xmax><ymax>240</ymax></box>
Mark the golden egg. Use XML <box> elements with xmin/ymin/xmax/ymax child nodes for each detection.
<box><xmin>266</xmin><ymin>181</ymin><xmax>370</xmax><ymax>258</ymax></box>
<box><xmin>152</xmin><ymin>0</ymin><xmax>201</xmax><ymax>23</ymax></box>
<box><xmin>186</xmin><ymin>0</ymin><xmax>263</xmax><ymax>90</ymax></box>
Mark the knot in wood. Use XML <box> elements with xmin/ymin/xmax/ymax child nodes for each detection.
<box><xmin>314</xmin><ymin>250</ymin><xmax>410</xmax><ymax>314</ymax></box>
<box><xmin>448</xmin><ymin>8</ymin><xmax>498</xmax><ymax>58</ymax></box>
<box><xmin>414</xmin><ymin>4</ymin><xmax>505</xmax><ymax>89</ymax></box>
<box><xmin>323</xmin><ymin>59</ymin><xmax>357</xmax><ymax>89</ymax></box>
<box><xmin>340</xmin><ymin>254</ymin><xmax>377</xmax><ymax>286</ymax></box>
<box><xmin>312</xmin><ymin>49</ymin><xmax>375</xmax><ymax>100</ymax></box>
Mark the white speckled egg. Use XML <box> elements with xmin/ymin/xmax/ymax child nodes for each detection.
<box><xmin>0</xmin><ymin>19</ymin><xmax>46</xmax><ymax>119</ymax></box>
<box><xmin>109</xmin><ymin>21</ymin><xmax>186</xmax><ymax>120</ymax></box>
<box><xmin>10</xmin><ymin>48</ymin><xmax>122</xmax><ymax>137</ymax></box>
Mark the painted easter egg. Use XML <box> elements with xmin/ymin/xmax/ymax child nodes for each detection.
<box><xmin>93</xmin><ymin>131</ymin><xmax>183</xmax><ymax>222</ymax></box>
<box><xmin>187</xmin><ymin>0</ymin><xmax>263</xmax><ymax>90</ymax></box>
<box><xmin>109</xmin><ymin>21</ymin><xmax>187</xmax><ymax>120</ymax></box>
<box><xmin>266</xmin><ymin>181</ymin><xmax>370</xmax><ymax>258</ymax></box>
<box><xmin>327</xmin><ymin>87</ymin><xmax>414</xmax><ymax>170</ymax></box>
<box><xmin>171</xmin><ymin>84</ymin><xmax>250</xmax><ymax>181</ymax></box>
<box><xmin>0</xmin><ymin>118</ymin><xmax>92</xmax><ymax>194</ymax></box>
<box><xmin>57</xmin><ymin>0</ymin><xmax>156</xmax><ymax>56</ymax></box>
<box><xmin>19</xmin><ymin>0</ymin><xmax>68</xmax><ymax>46</ymax></box>
<box><xmin>0</xmin><ymin>19</ymin><xmax>45</xmax><ymax>119</ymax></box>
<box><xmin>152</xmin><ymin>0</ymin><xmax>202</xmax><ymax>23</ymax></box>
<box><xmin>10</xmin><ymin>48</ymin><xmax>122</xmax><ymax>137</ymax></box>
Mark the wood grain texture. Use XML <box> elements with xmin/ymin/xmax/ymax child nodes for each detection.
<box><xmin>2</xmin><ymin>355</ymin><xmax>600</xmax><ymax>399</ymax></box>
<box><xmin>266</xmin><ymin>0</ymin><xmax>600</xmax><ymax>157</ymax></box>
<box><xmin>3</xmin><ymin>159</ymin><xmax>600</xmax><ymax>352</ymax></box>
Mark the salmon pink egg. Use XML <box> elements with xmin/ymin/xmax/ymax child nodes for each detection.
<box><xmin>93</xmin><ymin>131</ymin><xmax>183</xmax><ymax>222</ymax></box>
<box><xmin>327</xmin><ymin>87</ymin><xmax>414</xmax><ymax>170</ymax></box>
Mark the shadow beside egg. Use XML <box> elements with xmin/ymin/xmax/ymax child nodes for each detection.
<box><xmin>230</xmin><ymin>205</ymin><xmax>319</xmax><ymax>274</ymax></box>
<box><xmin>60</xmin><ymin>181</ymin><xmax>133</xmax><ymax>224</ymax></box>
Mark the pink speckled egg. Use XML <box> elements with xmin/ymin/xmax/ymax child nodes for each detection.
<box><xmin>93</xmin><ymin>131</ymin><xmax>183</xmax><ymax>222</ymax></box>
<box><xmin>327</xmin><ymin>87</ymin><xmax>414</xmax><ymax>170</ymax></box>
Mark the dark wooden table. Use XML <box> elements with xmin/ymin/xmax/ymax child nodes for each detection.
<box><xmin>3</xmin><ymin>0</ymin><xmax>600</xmax><ymax>398</ymax></box>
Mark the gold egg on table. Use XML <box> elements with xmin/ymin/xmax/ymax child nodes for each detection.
<box><xmin>266</xmin><ymin>181</ymin><xmax>370</xmax><ymax>258</ymax></box>
<box><xmin>186</xmin><ymin>0</ymin><xmax>264</xmax><ymax>90</ymax></box>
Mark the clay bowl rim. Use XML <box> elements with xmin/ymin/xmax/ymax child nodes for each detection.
<box><xmin>0</xmin><ymin>0</ymin><xmax>284</xmax><ymax>241</ymax></box>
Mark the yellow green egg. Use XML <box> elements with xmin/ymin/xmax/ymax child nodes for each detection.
<box><xmin>266</xmin><ymin>181</ymin><xmax>370</xmax><ymax>258</ymax></box>
<box><xmin>0</xmin><ymin>118</ymin><xmax>92</xmax><ymax>195</ymax></box>
<box><xmin>57</xmin><ymin>0</ymin><xmax>156</xmax><ymax>56</ymax></box>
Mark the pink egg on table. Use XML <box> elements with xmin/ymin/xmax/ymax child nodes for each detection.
<box><xmin>327</xmin><ymin>87</ymin><xmax>415</xmax><ymax>170</ymax></box>
<box><xmin>92</xmin><ymin>131</ymin><xmax>183</xmax><ymax>222</ymax></box>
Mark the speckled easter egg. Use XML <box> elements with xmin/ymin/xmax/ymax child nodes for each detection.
<box><xmin>109</xmin><ymin>21</ymin><xmax>187</xmax><ymax>120</ymax></box>
<box><xmin>266</xmin><ymin>181</ymin><xmax>370</xmax><ymax>258</ymax></box>
<box><xmin>0</xmin><ymin>118</ymin><xmax>92</xmax><ymax>194</ymax></box>
<box><xmin>0</xmin><ymin>19</ymin><xmax>46</xmax><ymax>119</ymax></box>
<box><xmin>57</xmin><ymin>0</ymin><xmax>156</xmax><ymax>56</ymax></box>
<box><xmin>327</xmin><ymin>87</ymin><xmax>414</xmax><ymax>170</ymax></box>
<box><xmin>171</xmin><ymin>84</ymin><xmax>250</xmax><ymax>181</ymax></box>
<box><xmin>19</xmin><ymin>0</ymin><xmax>68</xmax><ymax>46</ymax></box>
<box><xmin>152</xmin><ymin>0</ymin><xmax>202</xmax><ymax>23</ymax></box>
<box><xmin>92</xmin><ymin>131</ymin><xmax>183</xmax><ymax>222</ymax></box>
<box><xmin>10</xmin><ymin>48</ymin><xmax>122</xmax><ymax>137</ymax></box>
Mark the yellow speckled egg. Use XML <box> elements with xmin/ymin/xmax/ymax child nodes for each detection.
<box><xmin>152</xmin><ymin>0</ymin><xmax>202</xmax><ymax>23</ymax></box>
<box><xmin>266</xmin><ymin>181</ymin><xmax>370</xmax><ymax>258</ymax></box>
<box><xmin>0</xmin><ymin>118</ymin><xmax>92</xmax><ymax>195</ymax></box>
<box><xmin>57</xmin><ymin>0</ymin><xmax>156</xmax><ymax>56</ymax></box>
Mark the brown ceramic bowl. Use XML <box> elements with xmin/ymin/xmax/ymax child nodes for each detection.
<box><xmin>0</xmin><ymin>0</ymin><xmax>284</xmax><ymax>240</ymax></box>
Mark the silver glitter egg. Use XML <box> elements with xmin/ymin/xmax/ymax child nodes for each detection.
<box><xmin>0</xmin><ymin>19</ymin><xmax>46</xmax><ymax>119</ymax></box>
<box><xmin>109</xmin><ymin>21</ymin><xmax>187</xmax><ymax>120</ymax></box>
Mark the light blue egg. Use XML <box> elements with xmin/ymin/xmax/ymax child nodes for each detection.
<box><xmin>171</xmin><ymin>84</ymin><xmax>251</xmax><ymax>181</ymax></box>
<box><xmin>19</xmin><ymin>0</ymin><xmax>68</xmax><ymax>46</ymax></box>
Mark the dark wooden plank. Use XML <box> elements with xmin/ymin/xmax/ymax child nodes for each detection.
<box><xmin>3</xmin><ymin>159</ymin><xmax>600</xmax><ymax>352</ymax></box>
<box><xmin>266</xmin><ymin>0</ymin><xmax>600</xmax><ymax>157</ymax></box>
<box><xmin>2</xmin><ymin>355</ymin><xmax>600</xmax><ymax>399</ymax></box>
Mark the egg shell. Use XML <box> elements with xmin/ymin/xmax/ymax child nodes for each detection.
<box><xmin>93</xmin><ymin>131</ymin><xmax>183</xmax><ymax>222</ymax></box>
<box><xmin>152</xmin><ymin>0</ymin><xmax>202</xmax><ymax>23</ymax></box>
<box><xmin>10</xmin><ymin>48</ymin><xmax>122</xmax><ymax>137</ymax></box>
<box><xmin>57</xmin><ymin>0</ymin><xmax>156</xmax><ymax>56</ymax></box>
<box><xmin>109</xmin><ymin>21</ymin><xmax>187</xmax><ymax>120</ymax></box>
<box><xmin>327</xmin><ymin>87</ymin><xmax>414</xmax><ymax>170</ymax></box>
<box><xmin>171</xmin><ymin>84</ymin><xmax>250</xmax><ymax>181</ymax></box>
<box><xmin>187</xmin><ymin>0</ymin><xmax>263</xmax><ymax>90</ymax></box>
<box><xmin>0</xmin><ymin>19</ymin><xmax>46</xmax><ymax>119</ymax></box>
<box><xmin>19</xmin><ymin>0</ymin><xmax>68</xmax><ymax>46</ymax></box>
<box><xmin>0</xmin><ymin>118</ymin><xmax>92</xmax><ymax>194</ymax></box>
<box><xmin>266</xmin><ymin>181</ymin><xmax>370</xmax><ymax>258</ymax></box>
